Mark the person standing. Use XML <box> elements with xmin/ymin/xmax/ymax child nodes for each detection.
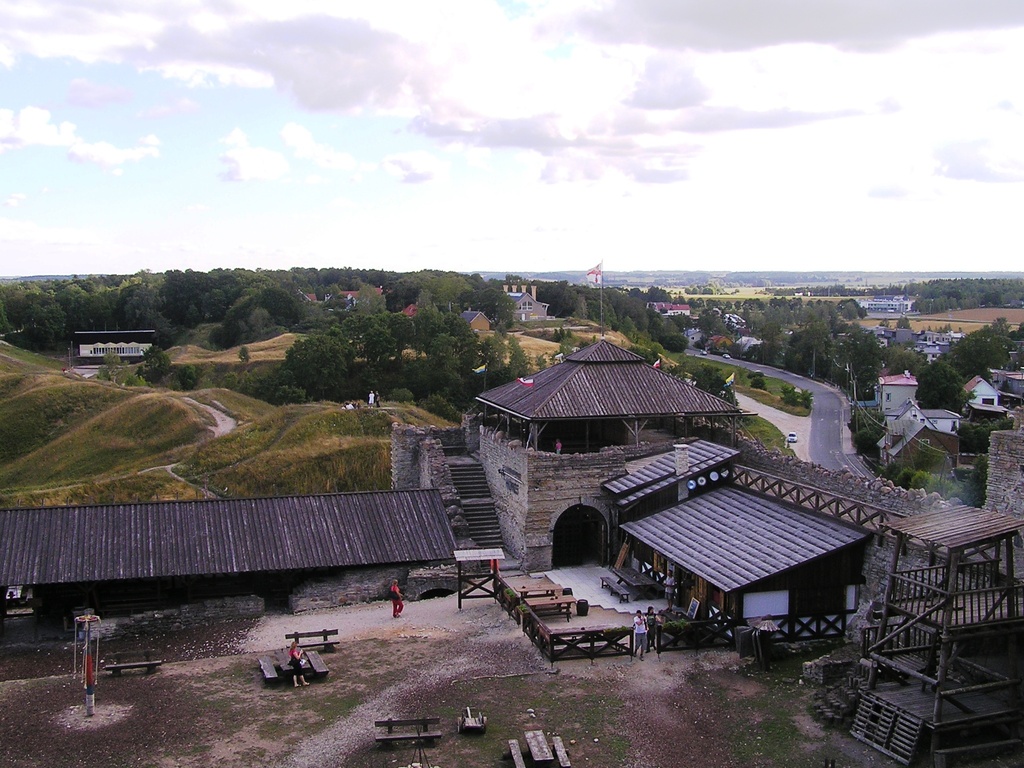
<box><xmin>368</xmin><ymin>390</ymin><xmax>375</xmax><ymax>408</ymax></box>
<box><xmin>645</xmin><ymin>606</ymin><xmax>658</xmax><ymax>653</ymax></box>
<box><xmin>288</xmin><ymin>640</ymin><xmax>309</xmax><ymax>687</ymax></box>
<box><xmin>632</xmin><ymin>610</ymin><xmax>647</xmax><ymax>659</ymax></box>
<box><xmin>374</xmin><ymin>390</ymin><xmax>381</xmax><ymax>407</ymax></box>
<box><xmin>664</xmin><ymin>571</ymin><xmax>676</xmax><ymax>609</ymax></box>
<box><xmin>389</xmin><ymin>579</ymin><xmax>404</xmax><ymax>618</ymax></box>
<box><xmin>555</xmin><ymin>438</ymin><xmax>562</xmax><ymax>454</ymax></box>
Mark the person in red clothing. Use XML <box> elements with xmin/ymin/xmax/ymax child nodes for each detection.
<box><xmin>389</xmin><ymin>579</ymin><xmax>404</xmax><ymax>618</ymax></box>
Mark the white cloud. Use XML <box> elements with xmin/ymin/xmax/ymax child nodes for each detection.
<box><xmin>0</xmin><ymin>216</ymin><xmax>99</xmax><ymax>245</ymax></box>
<box><xmin>218</xmin><ymin>128</ymin><xmax>289</xmax><ymax>181</ymax></box>
<box><xmin>382</xmin><ymin>150</ymin><xmax>447</xmax><ymax>183</ymax></box>
<box><xmin>280</xmin><ymin>122</ymin><xmax>356</xmax><ymax>170</ymax></box>
<box><xmin>67</xmin><ymin>78</ymin><xmax>133</xmax><ymax>107</ymax></box>
<box><xmin>138</xmin><ymin>97</ymin><xmax>200</xmax><ymax>119</ymax></box>
<box><xmin>0</xmin><ymin>106</ymin><xmax>78</xmax><ymax>154</ymax></box>
<box><xmin>67</xmin><ymin>136</ymin><xmax>160</xmax><ymax>171</ymax></box>
<box><xmin>3</xmin><ymin>192</ymin><xmax>26</xmax><ymax>207</ymax></box>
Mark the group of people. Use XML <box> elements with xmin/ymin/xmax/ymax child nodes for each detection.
<box><xmin>632</xmin><ymin>606</ymin><xmax>665</xmax><ymax>659</ymax></box>
<box><xmin>367</xmin><ymin>390</ymin><xmax>381</xmax><ymax>407</ymax></box>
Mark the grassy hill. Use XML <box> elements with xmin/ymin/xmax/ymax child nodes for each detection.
<box><xmin>0</xmin><ymin>353</ymin><xmax>452</xmax><ymax>508</ymax></box>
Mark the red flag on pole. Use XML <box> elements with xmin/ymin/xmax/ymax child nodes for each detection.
<box><xmin>586</xmin><ymin>262</ymin><xmax>603</xmax><ymax>286</ymax></box>
<box><xmin>653</xmin><ymin>359</ymin><xmax>661</xmax><ymax>369</ymax></box>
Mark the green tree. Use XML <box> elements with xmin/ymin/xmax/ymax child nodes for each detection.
<box><xmin>947</xmin><ymin>326</ymin><xmax>1014</xmax><ymax>380</ymax></box>
<box><xmin>140</xmin><ymin>346</ymin><xmax>172</xmax><ymax>384</ymax></box>
<box><xmin>916</xmin><ymin>360</ymin><xmax>967</xmax><ymax>412</ymax></box>
<box><xmin>281</xmin><ymin>330</ymin><xmax>354</xmax><ymax>402</ymax></box>
<box><xmin>238</xmin><ymin>345</ymin><xmax>250</xmax><ymax>364</ymax></box>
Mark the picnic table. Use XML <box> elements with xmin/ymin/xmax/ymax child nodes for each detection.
<box><xmin>503</xmin><ymin>575</ymin><xmax>561</xmax><ymax>600</ymax></box>
<box><xmin>524</xmin><ymin>595</ymin><xmax>575</xmax><ymax>622</ymax></box>
<box><xmin>612</xmin><ymin>567</ymin><xmax>663</xmax><ymax>600</ymax></box>
<box><xmin>258</xmin><ymin>648</ymin><xmax>329</xmax><ymax>684</ymax></box>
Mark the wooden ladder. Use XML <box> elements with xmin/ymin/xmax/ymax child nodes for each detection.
<box><xmin>850</xmin><ymin>694</ymin><xmax>923</xmax><ymax>766</ymax></box>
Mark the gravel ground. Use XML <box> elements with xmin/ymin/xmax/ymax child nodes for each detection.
<box><xmin>2</xmin><ymin>597</ymin><xmax>1017</xmax><ymax>768</ymax></box>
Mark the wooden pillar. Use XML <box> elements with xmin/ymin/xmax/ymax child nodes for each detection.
<box><xmin>930</xmin><ymin>548</ymin><xmax>962</xmax><ymax>760</ymax></box>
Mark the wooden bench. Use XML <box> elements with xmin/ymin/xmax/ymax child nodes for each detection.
<box><xmin>374</xmin><ymin>716</ymin><xmax>442</xmax><ymax>746</ymax></box>
<box><xmin>507</xmin><ymin>739</ymin><xmax>528</xmax><ymax>768</ymax></box>
<box><xmin>104</xmin><ymin>649</ymin><xmax>163</xmax><ymax>676</ymax></box>
<box><xmin>285</xmin><ymin>628</ymin><xmax>339</xmax><ymax>652</ymax></box>
<box><xmin>552</xmin><ymin>735</ymin><xmax>571</xmax><ymax>767</ymax></box>
<box><xmin>600</xmin><ymin>575</ymin><xmax>633</xmax><ymax>602</ymax></box>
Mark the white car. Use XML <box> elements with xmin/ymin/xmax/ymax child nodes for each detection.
<box><xmin>786</xmin><ymin>432</ymin><xmax>798</xmax><ymax>444</ymax></box>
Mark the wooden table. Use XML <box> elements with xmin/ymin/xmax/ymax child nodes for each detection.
<box><xmin>518</xmin><ymin>586</ymin><xmax>558</xmax><ymax>599</ymax></box>
<box><xmin>258</xmin><ymin>648</ymin><xmax>329</xmax><ymax>683</ymax></box>
<box><xmin>524</xmin><ymin>729</ymin><xmax>554</xmax><ymax>764</ymax></box>
<box><xmin>613</xmin><ymin>567</ymin><xmax>663</xmax><ymax>600</ymax></box>
<box><xmin>525</xmin><ymin>595</ymin><xmax>576</xmax><ymax>621</ymax></box>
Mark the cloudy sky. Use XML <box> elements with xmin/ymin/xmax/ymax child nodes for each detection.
<box><xmin>3</xmin><ymin>1</ymin><xmax>1024</xmax><ymax>278</ymax></box>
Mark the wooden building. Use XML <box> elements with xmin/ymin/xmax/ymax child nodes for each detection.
<box><xmin>0</xmin><ymin>490</ymin><xmax>455</xmax><ymax>630</ymax></box>
<box><xmin>620</xmin><ymin>486</ymin><xmax>871</xmax><ymax>640</ymax></box>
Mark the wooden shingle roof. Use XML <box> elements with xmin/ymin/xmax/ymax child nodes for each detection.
<box><xmin>885</xmin><ymin>506</ymin><xmax>1024</xmax><ymax>550</ymax></box>
<box><xmin>476</xmin><ymin>340</ymin><xmax>742</xmax><ymax>421</ymax></box>
<box><xmin>621</xmin><ymin>486</ymin><xmax>871</xmax><ymax>592</ymax></box>
<box><xmin>603</xmin><ymin>439</ymin><xmax>740</xmax><ymax>501</ymax></box>
<box><xmin>0</xmin><ymin>490</ymin><xmax>455</xmax><ymax>586</ymax></box>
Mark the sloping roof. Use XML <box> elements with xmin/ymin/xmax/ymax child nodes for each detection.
<box><xmin>620</xmin><ymin>486</ymin><xmax>870</xmax><ymax>592</ymax></box>
<box><xmin>885</xmin><ymin>506</ymin><xmax>1024</xmax><ymax>550</ymax></box>
<box><xmin>880</xmin><ymin>372</ymin><xmax>917</xmax><ymax>386</ymax></box>
<box><xmin>0</xmin><ymin>490</ymin><xmax>455</xmax><ymax>586</ymax></box>
<box><xmin>476</xmin><ymin>340</ymin><xmax>742</xmax><ymax>421</ymax></box>
<box><xmin>602</xmin><ymin>440</ymin><xmax>740</xmax><ymax>505</ymax></box>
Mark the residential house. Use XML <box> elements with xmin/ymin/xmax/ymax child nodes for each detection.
<box><xmin>992</xmin><ymin>370</ymin><xmax>1024</xmax><ymax>409</ymax></box>
<box><xmin>878</xmin><ymin>371</ymin><xmax>918</xmax><ymax>415</ymax></box>
<box><xmin>503</xmin><ymin>285</ymin><xmax>549</xmax><ymax>322</ymax></box>
<box><xmin>460</xmin><ymin>310</ymin><xmax>491</xmax><ymax>332</ymax></box>
<box><xmin>879</xmin><ymin>399</ymin><xmax>960</xmax><ymax>466</ymax></box>
<box><xmin>647</xmin><ymin>302</ymin><xmax>691</xmax><ymax>316</ymax></box>
<box><xmin>964</xmin><ymin>376</ymin><xmax>1009</xmax><ymax>420</ymax></box>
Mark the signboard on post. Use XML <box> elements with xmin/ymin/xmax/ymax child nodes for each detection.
<box><xmin>686</xmin><ymin>598</ymin><xmax>700</xmax><ymax>620</ymax></box>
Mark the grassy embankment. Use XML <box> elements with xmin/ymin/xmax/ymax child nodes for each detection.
<box><xmin>0</xmin><ymin>346</ymin><xmax>451</xmax><ymax>507</ymax></box>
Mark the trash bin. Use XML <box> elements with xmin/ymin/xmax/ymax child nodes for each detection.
<box><xmin>562</xmin><ymin>587</ymin><xmax>573</xmax><ymax>596</ymax></box>
<box><xmin>734</xmin><ymin>626</ymin><xmax>754</xmax><ymax>658</ymax></box>
<box><xmin>576</xmin><ymin>599</ymin><xmax>589</xmax><ymax>617</ymax></box>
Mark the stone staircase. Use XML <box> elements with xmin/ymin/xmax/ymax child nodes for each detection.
<box><xmin>448</xmin><ymin>460</ymin><xmax>503</xmax><ymax>549</ymax></box>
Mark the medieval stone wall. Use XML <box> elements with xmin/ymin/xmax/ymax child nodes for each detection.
<box><xmin>986</xmin><ymin>409</ymin><xmax>1024</xmax><ymax>520</ymax></box>
<box><xmin>478</xmin><ymin>428</ymin><xmax>531</xmax><ymax>563</ymax></box>
<box><xmin>290</xmin><ymin>566</ymin><xmax>408</xmax><ymax>613</ymax></box>
<box><xmin>479</xmin><ymin>426</ymin><xmax>629</xmax><ymax>571</ymax></box>
<box><xmin>96</xmin><ymin>595</ymin><xmax>265</xmax><ymax>640</ymax></box>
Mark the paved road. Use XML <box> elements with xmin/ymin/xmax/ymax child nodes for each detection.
<box><xmin>686</xmin><ymin>351</ymin><xmax>871</xmax><ymax>477</ymax></box>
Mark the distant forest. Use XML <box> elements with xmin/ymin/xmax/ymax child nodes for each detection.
<box><xmin>1</xmin><ymin>269</ymin><xmax>1022</xmax><ymax>422</ymax></box>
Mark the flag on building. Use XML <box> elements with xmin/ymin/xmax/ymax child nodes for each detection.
<box><xmin>725</xmin><ymin>372</ymin><xmax>735</xmax><ymax>386</ymax></box>
<box><xmin>586</xmin><ymin>262</ymin><xmax>603</xmax><ymax>286</ymax></box>
<box><xmin>473</xmin><ymin>365</ymin><xmax>487</xmax><ymax>375</ymax></box>
<box><xmin>652</xmin><ymin>358</ymin><xmax>661</xmax><ymax>369</ymax></box>
<box><xmin>517</xmin><ymin>377</ymin><xmax>534</xmax><ymax>387</ymax></box>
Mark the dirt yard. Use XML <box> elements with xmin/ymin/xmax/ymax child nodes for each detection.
<box><xmin>0</xmin><ymin>596</ymin><xmax>1018</xmax><ymax>768</ymax></box>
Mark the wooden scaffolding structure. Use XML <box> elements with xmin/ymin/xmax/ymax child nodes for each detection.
<box><xmin>855</xmin><ymin>507</ymin><xmax>1024</xmax><ymax>767</ymax></box>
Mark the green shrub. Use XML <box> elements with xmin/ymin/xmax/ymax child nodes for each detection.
<box><xmin>389</xmin><ymin>388</ymin><xmax>414</xmax><ymax>403</ymax></box>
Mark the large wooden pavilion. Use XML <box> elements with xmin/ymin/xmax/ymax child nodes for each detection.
<box><xmin>475</xmin><ymin>340</ymin><xmax>744</xmax><ymax>454</ymax></box>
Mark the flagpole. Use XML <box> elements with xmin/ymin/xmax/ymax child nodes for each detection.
<box><xmin>599</xmin><ymin>260</ymin><xmax>605</xmax><ymax>338</ymax></box>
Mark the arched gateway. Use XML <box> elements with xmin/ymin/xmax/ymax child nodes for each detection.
<box><xmin>551</xmin><ymin>505</ymin><xmax>605</xmax><ymax>567</ymax></box>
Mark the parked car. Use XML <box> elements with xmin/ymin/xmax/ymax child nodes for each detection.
<box><xmin>786</xmin><ymin>432</ymin><xmax>798</xmax><ymax>443</ymax></box>
<box><xmin>722</xmin><ymin>353</ymin><xmax>731</xmax><ymax>359</ymax></box>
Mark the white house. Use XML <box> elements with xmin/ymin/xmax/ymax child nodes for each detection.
<box><xmin>964</xmin><ymin>376</ymin><xmax>1008</xmax><ymax>419</ymax></box>
<box><xmin>878</xmin><ymin>371</ymin><xmax>918</xmax><ymax>415</ymax></box>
